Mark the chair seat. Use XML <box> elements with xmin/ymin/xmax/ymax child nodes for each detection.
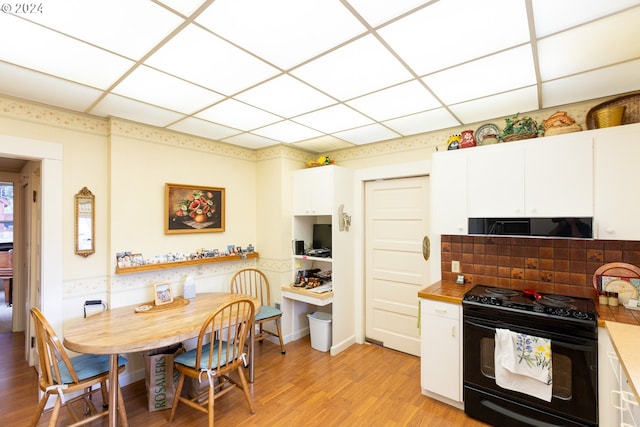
<box><xmin>255</xmin><ymin>305</ymin><xmax>282</xmax><ymax>322</ymax></box>
<box><xmin>54</xmin><ymin>354</ymin><xmax>127</xmax><ymax>384</ymax></box>
<box><xmin>175</xmin><ymin>342</ymin><xmax>231</xmax><ymax>370</ymax></box>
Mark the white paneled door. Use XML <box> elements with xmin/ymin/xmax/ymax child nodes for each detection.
<box><xmin>365</xmin><ymin>176</ymin><xmax>430</xmax><ymax>356</ymax></box>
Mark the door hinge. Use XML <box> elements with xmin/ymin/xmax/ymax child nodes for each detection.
<box><xmin>31</xmin><ymin>336</ymin><xmax>35</xmax><ymax>348</ymax></box>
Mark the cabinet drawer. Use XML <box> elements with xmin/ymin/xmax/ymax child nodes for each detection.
<box><xmin>422</xmin><ymin>299</ymin><xmax>460</xmax><ymax>320</ymax></box>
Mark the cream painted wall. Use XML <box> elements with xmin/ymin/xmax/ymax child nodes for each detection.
<box><xmin>108</xmin><ymin>120</ymin><xmax>257</xmax><ymax>264</ymax></box>
<box><xmin>254</xmin><ymin>154</ymin><xmax>302</xmax><ymax>303</ymax></box>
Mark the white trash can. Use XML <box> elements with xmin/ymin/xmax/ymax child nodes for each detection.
<box><xmin>307</xmin><ymin>311</ymin><xmax>332</xmax><ymax>352</ymax></box>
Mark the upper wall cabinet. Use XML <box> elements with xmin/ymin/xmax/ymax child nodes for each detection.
<box><xmin>594</xmin><ymin>123</ymin><xmax>640</xmax><ymax>240</ymax></box>
<box><xmin>466</xmin><ymin>132</ymin><xmax>594</xmax><ymax>218</ymax></box>
<box><xmin>293</xmin><ymin>166</ymin><xmax>334</xmax><ymax>215</ymax></box>
<box><xmin>431</xmin><ymin>149</ymin><xmax>468</xmax><ymax>235</ymax></box>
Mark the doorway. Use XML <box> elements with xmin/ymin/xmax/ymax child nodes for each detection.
<box><xmin>364</xmin><ymin>175</ymin><xmax>430</xmax><ymax>356</ymax></box>
<box><xmin>0</xmin><ymin>181</ymin><xmax>14</xmax><ymax>333</ymax></box>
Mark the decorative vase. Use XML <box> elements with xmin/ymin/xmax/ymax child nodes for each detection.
<box><xmin>193</xmin><ymin>213</ymin><xmax>207</xmax><ymax>223</ymax></box>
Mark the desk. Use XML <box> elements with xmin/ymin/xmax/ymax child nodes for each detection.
<box><xmin>64</xmin><ymin>292</ymin><xmax>260</xmax><ymax>427</ymax></box>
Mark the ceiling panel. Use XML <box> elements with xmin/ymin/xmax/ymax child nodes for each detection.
<box><xmin>197</xmin><ymin>0</ymin><xmax>366</xmax><ymax>70</ymax></box>
<box><xmin>379</xmin><ymin>0</ymin><xmax>530</xmax><ymax>76</ymax></box>
<box><xmin>532</xmin><ymin>0</ymin><xmax>640</xmax><ymax>37</ymax></box>
<box><xmin>168</xmin><ymin>116</ymin><xmax>242</xmax><ymax>141</ymax></box>
<box><xmin>345</xmin><ymin>0</ymin><xmax>433</xmax><ymax>27</ymax></box>
<box><xmin>541</xmin><ymin>59</ymin><xmax>640</xmax><ymax>108</ymax></box>
<box><xmin>0</xmin><ymin>14</ymin><xmax>133</xmax><ymax>89</ymax></box>
<box><xmin>235</xmin><ymin>75</ymin><xmax>336</xmax><ymax>118</ymax></box>
<box><xmin>143</xmin><ymin>24</ymin><xmax>279</xmax><ymax>95</ymax></box>
<box><xmin>537</xmin><ymin>8</ymin><xmax>640</xmax><ymax>80</ymax></box>
<box><xmin>346</xmin><ymin>80</ymin><xmax>440</xmax><ymax>121</ymax></box>
<box><xmin>20</xmin><ymin>0</ymin><xmax>182</xmax><ymax>59</ymax></box>
<box><xmin>333</xmin><ymin>123</ymin><xmax>401</xmax><ymax>145</ymax></box>
<box><xmin>290</xmin><ymin>34</ymin><xmax>414</xmax><ymax>100</ymax></box>
<box><xmin>195</xmin><ymin>99</ymin><xmax>282</xmax><ymax>131</ymax></box>
<box><xmin>0</xmin><ymin>1</ymin><xmax>638</xmax><ymax>153</ymax></box>
<box><xmin>423</xmin><ymin>45</ymin><xmax>537</xmax><ymax>105</ymax></box>
<box><xmin>384</xmin><ymin>108</ymin><xmax>460</xmax><ymax>136</ymax></box>
<box><xmin>449</xmin><ymin>87</ymin><xmax>539</xmax><ymax>125</ymax></box>
<box><xmin>113</xmin><ymin>65</ymin><xmax>224</xmax><ymax>114</ymax></box>
<box><xmin>91</xmin><ymin>94</ymin><xmax>185</xmax><ymax>127</ymax></box>
<box><xmin>0</xmin><ymin>62</ymin><xmax>103</xmax><ymax>112</ymax></box>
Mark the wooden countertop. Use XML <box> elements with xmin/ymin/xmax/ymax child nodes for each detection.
<box><xmin>418</xmin><ymin>281</ymin><xmax>640</xmax><ymax>328</ymax></box>
<box><xmin>605</xmin><ymin>321</ymin><xmax>640</xmax><ymax>402</ymax></box>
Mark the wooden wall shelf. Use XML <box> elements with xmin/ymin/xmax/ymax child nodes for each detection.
<box><xmin>115</xmin><ymin>252</ymin><xmax>258</xmax><ymax>275</ymax></box>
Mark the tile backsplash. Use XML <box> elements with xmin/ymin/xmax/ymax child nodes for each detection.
<box><xmin>441</xmin><ymin>235</ymin><xmax>640</xmax><ymax>295</ymax></box>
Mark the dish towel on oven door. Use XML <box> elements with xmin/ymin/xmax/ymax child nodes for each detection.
<box><xmin>494</xmin><ymin>328</ymin><xmax>552</xmax><ymax>402</ymax></box>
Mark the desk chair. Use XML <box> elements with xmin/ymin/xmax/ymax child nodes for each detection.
<box><xmin>230</xmin><ymin>268</ymin><xmax>286</xmax><ymax>355</ymax></box>
<box><xmin>169</xmin><ymin>298</ymin><xmax>256</xmax><ymax>427</ymax></box>
<box><xmin>30</xmin><ymin>307</ymin><xmax>128</xmax><ymax>427</ymax></box>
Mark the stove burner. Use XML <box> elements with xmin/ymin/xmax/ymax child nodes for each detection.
<box><xmin>485</xmin><ymin>287</ymin><xmax>518</xmax><ymax>297</ymax></box>
<box><xmin>539</xmin><ymin>295</ymin><xmax>576</xmax><ymax>309</ymax></box>
<box><xmin>462</xmin><ymin>285</ymin><xmax>598</xmax><ymax>324</ymax></box>
<box><xmin>543</xmin><ymin>294</ymin><xmax>575</xmax><ymax>302</ymax></box>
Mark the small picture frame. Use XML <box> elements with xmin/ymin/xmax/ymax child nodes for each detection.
<box><xmin>154</xmin><ymin>282</ymin><xmax>174</xmax><ymax>306</ymax></box>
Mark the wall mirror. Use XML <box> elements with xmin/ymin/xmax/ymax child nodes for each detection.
<box><xmin>75</xmin><ymin>187</ymin><xmax>95</xmax><ymax>257</ymax></box>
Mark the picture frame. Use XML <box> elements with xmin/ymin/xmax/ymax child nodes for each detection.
<box><xmin>154</xmin><ymin>282</ymin><xmax>174</xmax><ymax>306</ymax></box>
<box><xmin>165</xmin><ymin>183</ymin><xmax>225</xmax><ymax>234</ymax></box>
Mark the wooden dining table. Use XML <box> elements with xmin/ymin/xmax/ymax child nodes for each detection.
<box><xmin>63</xmin><ymin>292</ymin><xmax>260</xmax><ymax>427</ymax></box>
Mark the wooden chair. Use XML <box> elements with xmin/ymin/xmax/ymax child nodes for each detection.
<box><xmin>169</xmin><ymin>298</ymin><xmax>256</xmax><ymax>427</ymax></box>
<box><xmin>0</xmin><ymin>250</ymin><xmax>12</xmax><ymax>306</ymax></box>
<box><xmin>230</xmin><ymin>268</ymin><xmax>286</xmax><ymax>354</ymax></box>
<box><xmin>30</xmin><ymin>307</ymin><xmax>128</xmax><ymax>427</ymax></box>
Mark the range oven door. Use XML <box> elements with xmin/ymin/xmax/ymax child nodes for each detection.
<box><xmin>463</xmin><ymin>315</ymin><xmax>598</xmax><ymax>427</ymax></box>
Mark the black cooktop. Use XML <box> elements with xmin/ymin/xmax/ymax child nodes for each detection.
<box><xmin>463</xmin><ymin>285</ymin><xmax>597</xmax><ymax>323</ymax></box>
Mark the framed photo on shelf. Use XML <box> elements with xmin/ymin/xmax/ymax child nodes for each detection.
<box><xmin>165</xmin><ymin>183</ymin><xmax>225</xmax><ymax>234</ymax></box>
<box><xmin>154</xmin><ymin>282</ymin><xmax>174</xmax><ymax>306</ymax></box>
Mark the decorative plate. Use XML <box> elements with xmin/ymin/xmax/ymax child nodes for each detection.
<box><xmin>593</xmin><ymin>262</ymin><xmax>640</xmax><ymax>290</ymax></box>
<box><xmin>475</xmin><ymin>123</ymin><xmax>500</xmax><ymax>145</ymax></box>
<box><xmin>603</xmin><ymin>278</ymin><xmax>639</xmax><ymax>305</ymax></box>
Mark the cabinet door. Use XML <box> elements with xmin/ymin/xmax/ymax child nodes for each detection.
<box><xmin>293</xmin><ymin>167</ymin><xmax>333</xmax><ymax>215</ymax></box>
<box><xmin>525</xmin><ymin>134</ymin><xmax>593</xmax><ymax>217</ymax></box>
<box><xmin>421</xmin><ymin>299</ymin><xmax>461</xmax><ymax>402</ymax></box>
<box><xmin>467</xmin><ymin>143</ymin><xmax>525</xmax><ymax>217</ymax></box>
<box><xmin>595</xmin><ymin>123</ymin><xmax>640</xmax><ymax>240</ymax></box>
<box><xmin>431</xmin><ymin>150</ymin><xmax>467</xmax><ymax>235</ymax></box>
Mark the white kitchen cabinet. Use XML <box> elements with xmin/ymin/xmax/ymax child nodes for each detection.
<box><xmin>594</xmin><ymin>123</ymin><xmax>640</xmax><ymax>240</ymax></box>
<box><xmin>420</xmin><ymin>298</ymin><xmax>463</xmax><ymax>409</ymax></box>
<box><xmin>600</xmin><ymin>326</ymin><xmax>640</xmax><ymax>427</ymax></box>
<box><xmin>524</xmin><ymin>134</ymin><xmax>593</xmax><ymax>217</ymax></box>
<box><xmin>284</xmin><ymin>165</ymin><xmax>354</xmax><ymax>356</ymax></box>
<box><xmin>431</xmin><ymin>149</ymin><xmax>468</xmax><ymax>235</ymax></box>
<box><xmin>599</xmin><ymin>327</ymin><xmax>621</xmax><ymax>427</ymax></box>
<box><xmin>292</xmin><ymin>165</ymin><xmax>334</xmax><ymax>215</ymax></box>
<box><xmin>467</xmin><ymin>132</ymin><xmax>593</xmax><ymax>218</ymax></box>
<box><xmin>467</xmin><ymin>142</ymin><xmax>524</xmax><ymax>217</ymax></box>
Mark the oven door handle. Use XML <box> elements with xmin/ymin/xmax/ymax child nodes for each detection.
<box><xmin>465</xmin><ymin>319</ymin><xmax>596</xmax><ymax>351</ymax></box>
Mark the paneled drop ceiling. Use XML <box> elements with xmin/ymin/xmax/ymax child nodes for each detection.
<box><xmin>0</xmin><ymin>0</ymin><xmax>639</xmax><ymax>153</ymax></box>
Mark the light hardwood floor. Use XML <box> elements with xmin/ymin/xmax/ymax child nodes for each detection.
<box><xmin>2</xmin><ymin>331</ymin><xmax>490</xmax><ymax>426</ymax></box>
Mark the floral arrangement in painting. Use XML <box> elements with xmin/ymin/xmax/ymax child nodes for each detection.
<box><xmin>173</xmin><ymin>190</ymin><xmax>216</xmax><ymax>223</ymax></box>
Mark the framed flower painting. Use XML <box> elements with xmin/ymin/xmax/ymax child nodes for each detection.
<box><xmin>165</xmin><ymin>183</ymin><xmax>225</xmax><ymax>234</ymax></box>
